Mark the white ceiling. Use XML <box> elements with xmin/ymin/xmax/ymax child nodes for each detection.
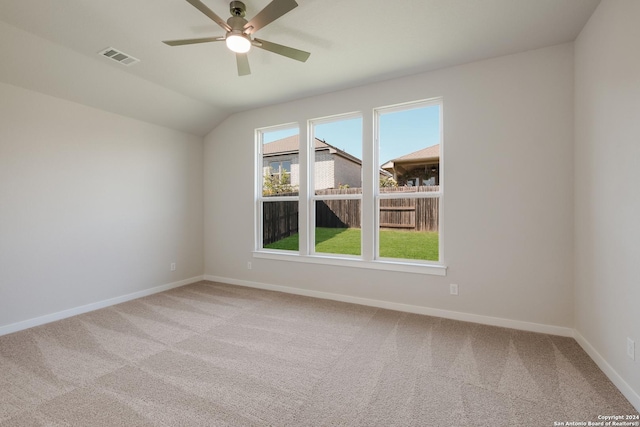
<box><xmin>0</xmin><ymin>0</ymin><xmax>600</xmax><ymax>136</ymax></box>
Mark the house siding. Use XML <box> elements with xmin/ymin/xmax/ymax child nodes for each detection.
<box><xmin>314</xmin><ymin>151</ymin><xmax>335</xmax><ymax>189</ymax></box>
<box><xmin>333</xmin><ymin>155</ymin><xmax>362</xmax><ymax>188</ymax></box>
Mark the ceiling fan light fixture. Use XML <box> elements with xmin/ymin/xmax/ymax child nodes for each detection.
<box><xmin>226</xmin><ymin>34</ymin><xmax>251</xmax><ymax>53</ymax></box>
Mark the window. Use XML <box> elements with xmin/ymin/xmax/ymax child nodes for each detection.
<box><xmin>269</xmin><ymin>161</ymin><xmax>292</xmax><ymax>184</ymax></box>
<box><xmin>258</xmin><ymin>126</ymin><xmax>299</xmax><ymax>252</ymax></box>
<box><xmin>311</xmin><ymin>114</ymin><xmax>363</xmax><ymax>257</ymax></box>
<box><xmin>255</xmin><ymin>98</ymin><xmax>444</xmax><ymax>275</ymax></box>
<box><xmin>376</xmin><ymin>101</ymin><xmax>442</xmax><ymax>262</ymax></box>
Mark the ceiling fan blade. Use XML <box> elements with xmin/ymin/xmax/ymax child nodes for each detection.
<box><xmin>236</xmin><ymin>53</ymin><xmax>251</xmax><ymax>76</ymax></box>
<box><xmin>253</xmin><ymin>38</ymin><xmax>310</xmax><ymax>62</ymax></box>
<box><xmin>244</xmin><ymin>0</ymin><xmax>298</xmax><ymax>34</ymax></box>
<box><xmin>185</xmin><ymin>0</ymin><xmax>231</xmax><ymax>32</ymax></box>
<box><xmin>163</xmin><ymin>36</ymin><xmax>225</xmax><ymax>46</ymax></box>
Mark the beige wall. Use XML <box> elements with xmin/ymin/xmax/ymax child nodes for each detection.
<box><xmin>574</xmin><ymin>0</ymin><xmax>640</xmax><ymax>407</ymax></box>
<box><xmin>0</xmin><ymin>82</ymin><xmax>204</xmax><ymax>329</ymax></box>
<box><xmin>263</xmin><ymin>152</ymin><xmax>360</xmax><ymax>190</ymax></box>
<box><xmin>333</xmin><ymin>156</ymin><xmax>362</xmax><ymax>189</ymax></box>
<box><xmin>204</xmin><ymin>43</ymin><xmax>575</xmax><ymax>329</ymax></box>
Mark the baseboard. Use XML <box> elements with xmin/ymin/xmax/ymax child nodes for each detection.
<box><xmin>0</xmin><ymin>275</ymin><xmax>205</xmax><ymax>337</ymax></box>
<box><xmin>574</xmin><ymin>331</ymin><xmax>640</xmax><ymax>412</ymax></box>
<box><xmin>204</xmin><ymin>275</ymin><xmax>574</xmax><ymax>337</ymax></box>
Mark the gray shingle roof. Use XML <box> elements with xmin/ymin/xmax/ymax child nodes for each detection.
<box><xmin>262</xmin><ymin>135</ymin><xmax>327</xmax><ymax>155</ymax></box>
<box><xmin>389</xmin><ymin>144</ymin><xmax>440</xmax><ymax>162</ymax></box>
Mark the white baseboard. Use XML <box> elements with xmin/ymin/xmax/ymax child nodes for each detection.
<box><xmin>0</xmin><ymin>275</ymin><xmax>205</xmax><ymax>337</ymax></box>
<box><xmin>574</xmin><ymin>331</ymin><xmax>640</xmax><ymax>412</ymax></box>
<box><xmin>204</xmin><ymin>275</ymin><xmax>574</xmax><ymax>337</ymax></box>
<box><xmin>3</xmin><ymin>273</ymin><xmax>637</xmax><ymax>411</ymax></box>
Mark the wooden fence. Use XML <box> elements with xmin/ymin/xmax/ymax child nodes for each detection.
<box><xmin>263</xmin><ymin>200</ymin><xmax>299</xmax><ymax>245</ymax></box>
<box><xmin>263</xmin><ymin>186</ymin><xmax>439</xmax><ymax>245</ymax></box>
<box><xmin>315</xmin><ymin>188</ymin><xmax>362</xmax><ymax>229</ymax></box>
<box><xmin>377</xmin><ymin>185</ymin><xmax>439</xmax><ymax>232</ymax></box>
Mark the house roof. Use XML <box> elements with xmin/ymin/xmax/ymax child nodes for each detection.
<box><xmin>381</xmin><ymin>144</ymin><xmax>440</xmax><ymax>170</ymax></box>
<box><xmin>263</xmin><ymin>135</ymin><xmax>328</xmax><ymax>155</ymax></box>
<box><xmin>263</xmin><ymin>135</ymin><xmax>362</xmax><ymax>165</ymax></box>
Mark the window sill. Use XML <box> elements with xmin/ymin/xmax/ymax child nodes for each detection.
<box><xmin>252</xmin><ymin>251</ymin><xmax>447</xmax><ymax>276</ymax></box>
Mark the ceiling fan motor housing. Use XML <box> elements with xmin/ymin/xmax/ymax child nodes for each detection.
<box><xmin>227</xmin><ymin>15</ymin><xmax>248</xmax><ymax>32</ymax></box>
<box><xmin>227</xmin><ymin>1</ymin><xmax>248</xmax><ymax>34</ymax></box>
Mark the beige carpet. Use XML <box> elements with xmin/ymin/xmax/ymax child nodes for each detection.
<box><xmin>0</xmin><ymin>281</ymin><xmax>636</xmax><ymax>426</ymax></box>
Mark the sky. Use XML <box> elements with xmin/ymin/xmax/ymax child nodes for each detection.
<box><xmin>262</xmin><ymin>104</ymin><xmax>441</xmax><ymax>165</ymax></box>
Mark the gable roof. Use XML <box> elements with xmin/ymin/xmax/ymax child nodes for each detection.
<box><xmin>381</xmin><ymin>144</ymin><xmax>440</xmax><ymax>170</ymax></box>
<box><xmin>263</xmin><ymin>135</ymin><xmax>362</xmax><ymax>165</ymax></box>
<box><xmin>263</xmin><ymin>135</ymin><xmax>328</xmax><ymax>155</ymax></box>
<box><xmin>389</xmin><ymin>144</ymin><xmax>440</xmax><ymax>163</ymax></box>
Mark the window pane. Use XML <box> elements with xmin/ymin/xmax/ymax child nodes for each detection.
<box><xmin>312</xmin><ymin>116</ymin><xmax>362</xmax><ymax>194</ymax></box>
<box><xmin>263</xmin><ymin>201</ymin><xmax>299</xmax><ymax>251</ymax></box>
<box><xmin>378</xmin><ymin>197</ymin><xmax>439</xmax><ymax>261</ymax></box>
<box><xmin>262</xmin><ymin>128</ymin><xmax>299</xmax><ymax>197</ymax></box>
<box><xmin>379</xmin><ymin>104</ymin><xmax>440</xmax><ymax>192</ymax></box>
<box><xmin>315</xmin><ymin>199</ymin><xmax>361</xmax><ymax>256</ymax></box>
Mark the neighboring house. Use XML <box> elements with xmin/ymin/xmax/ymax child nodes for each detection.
<box><xmin>263</xmin><ymin>135</ymin><xmax>363</xmax><ymax>190</ymax></box>
<box><xmin>381</xmin><ymin>144</ymin><xmax>440</xmax><ymax>186</ymax></box>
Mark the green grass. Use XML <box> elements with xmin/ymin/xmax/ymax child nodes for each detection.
<box><xmin>265</xmin><ymin>227</ymin><xmax>438</xmax><ymax>261</ymax></box>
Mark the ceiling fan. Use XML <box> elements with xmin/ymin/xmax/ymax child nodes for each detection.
<box><xmin>163</xmin><ymin>0</ymin><xmax>310</xmax><ymax>76</ymax></box>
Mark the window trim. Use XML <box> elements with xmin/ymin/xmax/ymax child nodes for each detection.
<box><xmin>374</xmin><ymin>98</ymin><xmax>444</xmax><ymax>265</ymax></box>
<box><xmin>253</xmin><ymin>250</ymin><xmax>447</xmax><ymax>276</ymax></box>
<box><xmin>309</xmin><ymin>113</ymin><xmax>364</xmax><ymax>257</ymax></box>
<box><xmin>254</xmin><ymin>98</ymin><xmax>446</xmax><ymax>276</ymax></box>
<box><xmin>255</xmin><ymin>123</ymin><xmax>300</xmax><ymax>252</ymax></box>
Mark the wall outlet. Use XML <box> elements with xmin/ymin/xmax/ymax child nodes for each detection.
<box><xmin>247</xmin><ymin>261</ymin><xmax>252</xmax><ymax>270</ymax></box>
<box><xmin>450</xmin><ymin>284</ymin><xmax>459</xmax><ymax>296</ymax></box>
<box><xmin>627</xmin><ymin>337</ymin><xmax>635</xmax><ymax>360</ymax></box>
<box><xmin>170</xmin><ymin>262</ymin><xmax>176</xmax><ymax>271</ymax></box>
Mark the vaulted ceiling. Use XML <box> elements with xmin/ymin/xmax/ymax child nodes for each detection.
<box><xmin>0</xmin><ymin>0</ymin><xmax>600</xmax><ymax>136</ymax></box>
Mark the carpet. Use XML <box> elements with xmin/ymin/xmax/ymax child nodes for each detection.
<box><xmin>0</xmin><ymin>280</ymin><xmax>637</xmax><ymax>426</ymax></box>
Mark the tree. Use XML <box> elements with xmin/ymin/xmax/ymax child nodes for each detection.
<box><xmin>379</xmin><ymin>176</ymin><xmax>398</xmax><ymax>188</ymax></box>
<box><xmin>263</xmin><ymin>168</ymin><xmax>298</xmax><ymax>196</ymax></box>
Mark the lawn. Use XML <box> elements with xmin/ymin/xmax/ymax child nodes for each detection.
<box><xmin>265</xmin><ymin>227</ymin><xmax>438</xmax><ymax>261</ymax></box>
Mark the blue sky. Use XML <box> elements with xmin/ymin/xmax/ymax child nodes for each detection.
<box><xmin>262</xmin><ymin>104</ymin><xmax>440</xmax><ymax>165</ymax></box>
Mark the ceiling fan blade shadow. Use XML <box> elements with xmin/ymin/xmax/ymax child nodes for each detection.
<box><xmin>236</xmin><ymin>53</ymin><xmax>251</xmax><ymax>76</ymax></box>
<box><xmin>253</xmin><ymin>38</ymin><xmax>310</xmax><ymax>62</ymax></box>
<box><xmin>186</xmin><ymin>0</ymin><xmax>231</xmax><ymax>32</ymax></box>
<box><xmin>163</xmin><ymin>36</ymin><xmax>225</xmax><ymax>46</ymax></box>
<box><xmin>244</xmin><ymin>0</ymin><xmax>298</xmax><ymax>34</ymax></box>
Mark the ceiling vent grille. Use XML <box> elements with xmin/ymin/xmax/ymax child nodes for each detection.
<box><xmin>98</xmin><ymin>47</ymin><xmax>140</xmax><ymax>66</ymax></box>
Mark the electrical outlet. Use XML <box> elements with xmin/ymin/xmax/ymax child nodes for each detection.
<box><xmin>450</xmin><ymin>284</ymin><xmax>459</xmax><ymax>296</ymax></box>
<box><xmin>628</xmin><ymin>338</ymin><xmax>635</xmax><ymax>360</ymax></box>
<box><xmin>247</xmin><ymin>261</ymin><xmax>252</xmax><ymax>270</ymax></box>
<box><xmin>170</xmin><ymin>262</ymin><xmax>176</xmax><ymax>271</ymax></box>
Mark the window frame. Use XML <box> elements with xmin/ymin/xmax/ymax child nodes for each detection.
<box><xmin>254</xmin><ymin>98</ymin><xmax>446</xmax><ymax>276</ymax></box>
<box><xmin>374</xmin><ymin>99</ymin><xmax>444</xmax><ymax>264</ymax></box>
<box><xmin>268</xmin><ymin>160</ymin><xmax>292</xmax><ymax>184</ymax></box>
<box><xmin>256</xmin><ymin>123</ymin><xmax>300</xmax><ymax>253</ymax></box>
<box><xmin>309</xmin><ymin>112</ymin><xmax>363</xmax><ymax>258</ymax></box>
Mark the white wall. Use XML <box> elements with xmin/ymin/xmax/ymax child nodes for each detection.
<box><xmin>0</xmin><ymin>82</ymin><xmax>204</xmax><ymax>330</ymax></box>
<box><xmin>204</xmin><ymin>43</ymin><xmax>575</xmax><ymax>330</ymax></box>
<box><xmin>574</xmin><ymin>0</ymin><xmax>640</xmax><ymax>406</ymax></box>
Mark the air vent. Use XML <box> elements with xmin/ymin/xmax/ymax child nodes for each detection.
<box><xmin>98</xmin><ymin>47</ymin><xmax>140</xmax><ymax>66</ymax></box>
